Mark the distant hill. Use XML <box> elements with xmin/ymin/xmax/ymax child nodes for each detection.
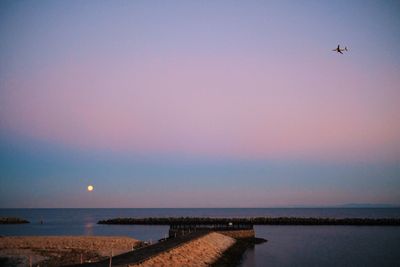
<box><xmin>274</xmin><ymin>203</ymin><xmax>400</xmax><ymax>208</ymax></box>
<box><xmin>338</xmin><ymin>203</ymin><xmax>399</xmax><ymax>208</ymax></box>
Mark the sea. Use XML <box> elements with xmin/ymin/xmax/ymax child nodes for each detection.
<box><xmin>1</xmin><ymin>208</ymin><xmax>400</xmax><ymax>267</ymax></box>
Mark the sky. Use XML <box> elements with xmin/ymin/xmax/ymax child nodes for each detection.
<box><xmin>0</xmin><ymin>0</ymin><xmax>399</xmax><ymax>208</ymax></box>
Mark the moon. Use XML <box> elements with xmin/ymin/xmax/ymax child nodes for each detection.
<box><xmin>87</xmin><ymin>185</ymin><xmax>94</xmax><ymax>192</ymax></box>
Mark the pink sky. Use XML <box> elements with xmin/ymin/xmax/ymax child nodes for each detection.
<box><xmin>0</xmin><ymin>1</ymin><xmax>399</xmax><ymax>207</ymax></box>
<box><xmin>2</xmin><ymin>52</ymin><xmax>399</xmax><ymax>162</ymax></box>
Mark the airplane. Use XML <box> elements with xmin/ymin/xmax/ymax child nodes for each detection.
<box><xmin>332</xmin><ymin>45</ymin><xmax>348</xmax><ymax>54</ymax></box>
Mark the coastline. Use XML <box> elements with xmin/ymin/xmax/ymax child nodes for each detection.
<box><xmin>1</xmin><ymin>209</ymin><xmax>399</xmax><ymax>266</ymax></box>
<box><xmin>0</xmin><ymin>232</ymin><xmax>265</xmax><ymax>267</ymax></box>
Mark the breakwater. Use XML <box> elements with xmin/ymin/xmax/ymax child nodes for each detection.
<box><xmin>98</xmin><ymin>217</ymin><xmax>400</xmax><ymax>225</ymax></box>
<box><xmin>0</xmin><ymin>217</ymin><xmax>29</xmax><ymax>224</ymax></box>
<box><xmin>132</xmin><ymin>232</ymin><xmax>236</xmax><ymax>267</ymax></box>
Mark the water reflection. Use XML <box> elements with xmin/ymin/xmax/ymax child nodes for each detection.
<box><xmin>83</xmin><ymin>214</ymin><xmax>95</xmax><ymax>236</ymax></box>
<box><xmin>84</xmin><ymin>222</ymin><xmax>94</xmax><ymax>236</ymax></box>
<box><xmin>241</xmin><ymin>246</ymin><xmax>256</xmax><ymax>266</ymax></box>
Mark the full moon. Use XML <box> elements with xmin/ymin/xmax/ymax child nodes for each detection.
<box><xmin>87</xmin><ymin>185</ymin><xmax>94</xmax><ymax>192</ymax></box>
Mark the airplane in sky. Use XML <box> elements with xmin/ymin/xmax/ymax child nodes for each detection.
<box><xmin>333</xmin><ymin>45</ymin><xmax>348</xmax><ymax>54</ymax></box>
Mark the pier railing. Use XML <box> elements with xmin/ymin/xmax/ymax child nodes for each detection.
<box><xmin>170</xmin><ymin>224</ymin><xmax>253</xmax><ymax>230</ymax></box>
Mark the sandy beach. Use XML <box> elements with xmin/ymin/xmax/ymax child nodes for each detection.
<box><xmin>0</xmin><ymin>236</ymin><xmax>141</xmax><ymax>267</ymax></box>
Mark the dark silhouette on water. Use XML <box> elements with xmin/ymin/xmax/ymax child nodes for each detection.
<box><xmin>0</xmin><ymin>217</ymin><xmax>29</xmax><ymax>224</ymax></box>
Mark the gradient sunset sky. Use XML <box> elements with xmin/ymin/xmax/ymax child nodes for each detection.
<box><xmin>1</xmin><ymin>0</ymin><xmax>399</xmax><ymax>208</ymax></box>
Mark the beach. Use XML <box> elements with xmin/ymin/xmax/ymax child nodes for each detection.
<box><xmin>0</xmin><ymin>236</ymin><xmax>141</xmax><ymax>267</ymax></box>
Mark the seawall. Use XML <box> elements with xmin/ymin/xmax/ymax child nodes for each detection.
<box><xmin>131</xmin><ymin>232</ymin><xmax>236</xmax><ymax>267</ymax></box>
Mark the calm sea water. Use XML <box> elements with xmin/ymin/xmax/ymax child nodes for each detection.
<box><xmin>1</xmin><ymin>208</ymin><xmax>400</xmax><ymax>266</ymax></box>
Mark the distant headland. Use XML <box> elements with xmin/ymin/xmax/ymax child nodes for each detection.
<box><xmin>0</xmin><ymin>217</ymin><xmax>29</xmax><ymax>224</ymax></box>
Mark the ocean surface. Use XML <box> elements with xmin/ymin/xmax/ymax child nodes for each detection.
<box><xmin>1</xmin><ymin>208</ymin><xmax>400</xmax><ymax>267</ymax></box>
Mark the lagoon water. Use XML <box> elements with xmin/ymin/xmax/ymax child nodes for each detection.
<box><xmin>1</xmin><ymin>208</ymin><xmax>400</xmax><ymax>266</ymax></box>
